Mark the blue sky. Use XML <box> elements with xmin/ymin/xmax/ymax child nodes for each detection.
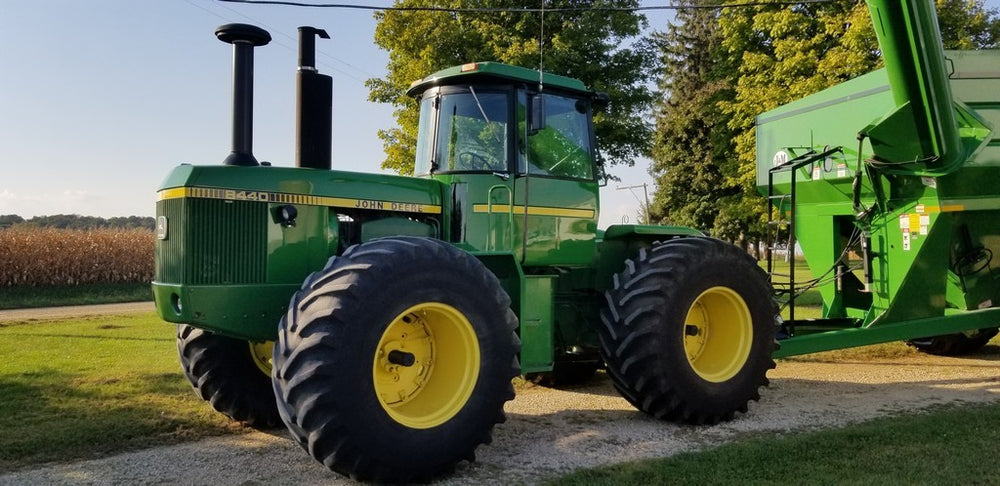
<box><xmin>3</xmin><ymin>1</ymin><xmax>996</xmax><ymax>229</ymax></box>
<box><xmin>1</xmin><ymin>0</ymin><xmax>673</xmax><ymax>228</ymax></box>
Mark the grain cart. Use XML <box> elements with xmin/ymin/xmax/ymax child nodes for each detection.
<box><xmin>154</xmin><ymin>23</ymin><xmax>775</xmax><ymax>481</ymax></box>
<box><xmin>759</xmin><ymin>0</ymin><xmax>1000</xmax><ymax>358</ymax></box>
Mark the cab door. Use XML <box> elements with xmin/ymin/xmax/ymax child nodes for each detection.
<box><xmin>511</xmin><ymin>90</ymin><xmax>600</xmax><ymax>267</ymax></box>
<box><xmin>420</xmin><ymin>85</ymin><xmax>520</xmax><ymax>255</ymax></box>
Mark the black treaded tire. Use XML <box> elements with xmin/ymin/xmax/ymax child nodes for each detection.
<box><xmin>599</xmin><ymin>237</ymin><xmax>777</xmax><ymax>425</ymax></box>
<box><xmin>271</xmin><ymin>237</ymin><xmax>520</xmax><ymax>482</ymax></box>
<box><xmin>906</xmin><ymin>328</ymin><xmax>998</xmax><ymax>355</ymax></box>
<box><xmin>176</xmin><ymin>324</ymin><xmax>281</xmax><ymax>428</ymax></box>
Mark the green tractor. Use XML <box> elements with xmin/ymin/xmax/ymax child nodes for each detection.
<box><xmin>155</xmin><ymin>0</ymin><xmax>1000</xmax><ymax>480</ymax></box>
<box><xmin>154</xmin><ymin>24</ymin><xmax>775</xmax><ymax>482</ymax></box>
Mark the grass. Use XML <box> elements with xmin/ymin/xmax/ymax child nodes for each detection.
<box><xmin>0</xmin><ymin>283</ymin><xmax>152</xmax><ymax>310</ymax></box>
<box><xmin>765</xmin><ymin>257</ymin><xmax>825</xmax><ymax>320</ymax></box>
<box><xmin>0</xmin><ymin>313</ymin><xmax>247</xmax><ymax>472</ymax></box>
<box><xmin>549</xmin><ymin>401</ymin><xmax>1000</xmax><ymax>486</ymax></box>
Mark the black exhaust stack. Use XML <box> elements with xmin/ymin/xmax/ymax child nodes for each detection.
<box><xmin>296</xmin><ymin>27</ymin><xmax>333</xmax><ymax>170</ymax></box>
<box><xmin>215</xmin><ymin>24</ymin><xmax>271</xmax><ymax>167</ymax></box>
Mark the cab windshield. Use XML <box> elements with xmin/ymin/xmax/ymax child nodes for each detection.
<box><xmin>414</xmin><ymin>88</ymin><xmax>509</xmax><ymax>175</ymax></box>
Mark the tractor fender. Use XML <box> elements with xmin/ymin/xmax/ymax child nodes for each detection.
<box><xmin>600</xmin><ymin>223</ymin><xmax>705</xmax><ymax>241</ymax></box>
<box><xmin>594</xmin><ymin>224</ymin><xmax>705</xmax><ymax>293</ymax></box>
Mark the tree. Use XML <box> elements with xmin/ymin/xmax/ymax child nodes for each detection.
<box><xmin>1</xmin><ymin>214</ymin><xmax>155</xmax><ymax>230</ymax></box>
<box><xmin>648</xmin><ymin>1</ymin><xmax>738</xmax><ymax>235</ymax></box>
<box><xmin>710</xmin><ymin>0</ymin><xmax>1000</xmax><ymax>245</ymax></box>
<box><xmin>937</xmin><ymin>0</ymin><xmax>1000</xmax><ymax>49</ymax></box>
<box><xmin>712</xmin><ymin>0</ymin><xmax>881</xmax><ymax>246</ymax></box>
<box><xmin>0</xmin><ymin>215</ymin><xmax>25</xmax><ymax>229</ymax></box>
<box><xmin>369</xmin><ymin>0</ymin><xmax>656</xmax><ymax>176</ymax></box>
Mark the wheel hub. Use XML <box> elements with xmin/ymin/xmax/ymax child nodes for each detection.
<box><xmin>373</xmin><ymin>302</ymin><xmax>480</xmax><ymax>429</ymax></box>
<box><xmin>248</xmin><ymin>341</ymin><xmax>273</xmax><ymax>376</ymax></box>
<box><xmin>683</xmin><ymin>286</ymin><xmax>753</xmax><ymax>383</ymax></box>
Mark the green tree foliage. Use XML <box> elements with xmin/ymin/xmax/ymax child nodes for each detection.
<box><xmin>1</xmin><ymin>214</ymin><xmax>155</xmax><ymax>230</ymax></box>
<box><xmin>369</xmin><ymin>0</ymin><xmax>656</xmax><ymax>175</ymax></box>
<box><xmin>715</xmin><ymin>0</ymin><xmax>880</xmax><ymax>244</ymax></box>
<box><xmin>0</xmin><ymin>215</ymin><xmax>25</xmax><ymax>229</ymax></box>
<box><xmin>648</xmin><ymin>1</ymin><xmax>737</xmax><ymax>234</ymax></box>
<box><xmin>937</xmin><ymin>0</ymin><xmax>1000</xmax><ymax>49</ymax></box>
<box><xmin>654</xmin><ymin>0</ymin><xmax>999</xmax><ymax>245</ymax></box>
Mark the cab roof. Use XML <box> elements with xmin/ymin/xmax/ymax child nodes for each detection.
<box><xmin>406</xmin><ymin>62</ymin><xmax>589</xmax><ymax>97</ymax></box>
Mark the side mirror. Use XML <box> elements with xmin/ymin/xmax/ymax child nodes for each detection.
<box><xmin>593</xmin><ymin>91</ymin><xmax>610</xmax><ymax>110</ymax></box>
<box><xmin>529</xmin><ymin>94</ymin><xmax>546</xmax><ymax>134</ymax></box>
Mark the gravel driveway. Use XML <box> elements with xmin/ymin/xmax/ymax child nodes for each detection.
<box><xmin>2</xmin><ymin>345</ymin><xmax>998</xmax><ymax>485</ymax></box>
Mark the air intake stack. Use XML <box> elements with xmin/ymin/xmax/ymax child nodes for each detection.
<box><xmin>295</xmin><ymin>27</ymin><xmax>333</xmax><ymax>170</ymax></box>
<box><xmin>215</xmin><ymin>23</ymin><xmax>271</xmax><ymax>167</ymax></box>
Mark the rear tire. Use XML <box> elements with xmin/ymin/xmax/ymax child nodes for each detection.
<box><xmin>272</xmin><ymin>237</ymin><xmax>520</xmax><ymax>482</ymax></box>
<box><xmin>599</xmin><ymin>237</ymin><xmax>777</xmax><ymax>424</ymax></box>
<box><xmin>906</xmin><ymin>328</ymin><xmax>998</xmax><ymax>355</ymax></box>
<box><xmin>176</xmin><ymin>324</ymin><xmax>280</xmax><ymax>428</ymax></box>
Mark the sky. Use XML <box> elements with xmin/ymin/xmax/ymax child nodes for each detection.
<box><xmin>5</xmin><ymin>1</ymin><xmax>996</xmax><ymax>229</ymax></box>
<box><xmin>1</xmin><ymin>0</ymin><xmax>673</xmax><ymax>229</ymax></box>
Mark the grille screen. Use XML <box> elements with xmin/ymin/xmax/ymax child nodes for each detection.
<box><xmin>155</xmin><ymin>198</ymin><xmax>267</xmax><ymax>284</ymax></box>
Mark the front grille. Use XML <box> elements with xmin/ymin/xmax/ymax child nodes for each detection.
<box><xmin>155</xmin><ymin>197</ymin><xmax>267</xmax><ymax>285</ymax></box>
<box><xmin>156</xmin><ymin>199</ymin><xmax>185</xmax><ymax>283</ymax></box>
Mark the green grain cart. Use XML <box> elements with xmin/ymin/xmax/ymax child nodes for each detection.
<box><xmin>154</xmin><ymin>24</ymin><xmax>774</xmax><ymax>482</ymax></box>
<box><xmin>758</xmin><ymin>0</ymin><xmax>1000</xmax><ymax>357</ymax></box>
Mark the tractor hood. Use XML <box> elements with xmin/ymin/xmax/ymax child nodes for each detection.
<box><xmin>157</xmin><ymin>165</ymin><xmax>445</xmax><ymax>216</ymax></box>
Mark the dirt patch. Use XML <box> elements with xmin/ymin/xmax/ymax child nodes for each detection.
<box><xmin>0</xmin><ymin>302</ymin><xmax>155</xmax><ymax>323</ymax></box>
<box><xmin>2</xmin><ymin>344</ymin><xmax>997</xmax><ymax>485</ymax></box>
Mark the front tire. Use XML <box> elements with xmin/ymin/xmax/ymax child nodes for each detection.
<box><xmin>176</xmin><ymin>324</ymin><xmax>280</xmax><ymax>428</ymax></box>
<box><xmin>272</xmin><ymin>237</ymin><xmax>520</xmax><ymax>482</ymax></box>
<box><xmin>599</xmin><ymin>238</ymin><xmax>777</xmax><ymax>425</ymax></box>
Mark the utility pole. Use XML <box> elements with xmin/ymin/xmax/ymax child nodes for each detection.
<box><xmin>617</xmin><ymin>183</ymin><xmax>650</xmax><ymax>224</ymax></box>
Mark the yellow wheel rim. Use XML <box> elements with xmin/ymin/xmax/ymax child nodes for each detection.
<box><xmin>373</xmin><ymin>302</ymin><xmax>480</xmax><ymax>429</ymax></box>
<box><xmin>683</xmin><ymin>286</ymin><xmax>753</xmax><ymax>383</ymax></box>
<box><xmin>248</xmin><ymin>341</ymin><xmax>273</xmax><ymax>376</ymax></box>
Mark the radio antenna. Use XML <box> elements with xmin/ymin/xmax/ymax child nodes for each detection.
<box><xmin>538</xmin><ymin>0</ymin><xmax>545</xmax><ymax>91</ymax></box>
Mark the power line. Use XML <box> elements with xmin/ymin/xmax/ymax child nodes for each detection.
<box><xmin>184</xmin><ymin>0</ymin><xmax>372</xmax><ymax>83</ymax></box>
<box><xmin>218</xmin><ymin>0</ymin><xmax>843</xmax><ymax>12</ymax></box>
<box><xmin>212</xmin><ymin>0</ymin><xmax>374</xmax><ymax>80</ymax></box>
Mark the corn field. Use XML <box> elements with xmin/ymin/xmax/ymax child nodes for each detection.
<box><xmin>0</xmin><ymin>228</ymin><xmax>154</xmax><ymax>286</ymax></box>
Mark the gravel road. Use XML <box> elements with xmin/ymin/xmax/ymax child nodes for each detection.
<box><xmin>2</xmin><ymin>343</ymin><xmax>998</xmax><ymax>485</ymax></box>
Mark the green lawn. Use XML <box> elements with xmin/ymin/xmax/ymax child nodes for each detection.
<box><xmin>0</xmin><ymin>283</ymin><xmax>152</xmax><ymax>310</ymax></box>
<box><xmin>550</xmin><ymin>401</ymin><xmax>1000</xmax><ymax>485</ymax></box>
<box><xmin>0</xmin><ymin>313</ymin><xmax>246</xmax><ymax>472</ymax></box>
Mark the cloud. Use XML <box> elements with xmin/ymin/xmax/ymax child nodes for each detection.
<box><xmin>61</xmin><ymin>189</ymin><xmax>98</xmax><ymax>202</ymax></box>
<box><xmin>0</xmin><ymin>188</ymin><xmax>103</xmax><ymax>217</ymax></box>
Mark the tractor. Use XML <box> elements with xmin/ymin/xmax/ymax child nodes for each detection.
<box><xmin>154</xmin><ymin>23</ymin><xmax>774</xmax><ymax>482</ymax></box>
<box><xmin>153</xmin><ymin>0</ymin><xmax>994</xmax><ymax>480</ymax></box>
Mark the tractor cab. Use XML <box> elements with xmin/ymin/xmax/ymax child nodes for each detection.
<box><xmin>407</xmin><ymin>62</ymin><xmax>603</xmax><ymax>267</ymax></box>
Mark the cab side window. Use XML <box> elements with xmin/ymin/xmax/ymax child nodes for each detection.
<box><xmin>519</xmin><ymin>93</ymin><xmax>593</xmax><ymax>180</ymax></box>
